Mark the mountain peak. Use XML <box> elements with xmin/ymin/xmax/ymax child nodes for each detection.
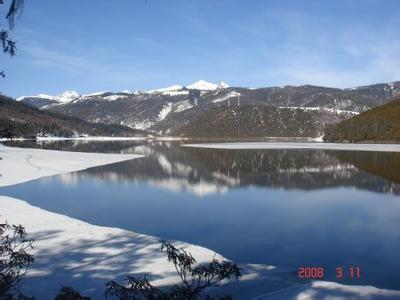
<box><xmin>186</xmin><ymin>80</ymin><xmax>219</xmax><ymax>91</ymax></box>
<box><xmin>217</xmin><ymin>81</ymin><xmax>230</xmax><ymax>89</ymax></box>
<box><xmin>147</xmin><ymin>85</ymin><xmax>183</xmax><ymax>94</ymax></box>
<box><xmin>57</xmin><ymin>90</ymin><xmax>81</xmax><ymax>103</ymax></box>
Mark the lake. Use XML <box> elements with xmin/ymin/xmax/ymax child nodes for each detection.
<box><xmin>1</xmin><ymin>140</ymin><xmax>400</xmax><ymax>290</ymax></box>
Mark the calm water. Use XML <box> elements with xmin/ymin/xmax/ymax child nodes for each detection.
<box><xmin>1</xmin><ymin>140</ymin><xmax>400</xmax><ymax>290</ymax></box>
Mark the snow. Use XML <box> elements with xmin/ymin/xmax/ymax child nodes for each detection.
<box><xmin>83</xmin><ymin>91</ymin><xmax>109</xmax><ymax>97</ymax></box>
<box><xmin>282</xmin><ymin>106</ymin><xmax>359</xmax><ymax>115</ymax></box>
<box><xmin>56</xmin><ymin>90</ymin><xmax>81</xmax><ymax>103</ymax></box>
<box><xmin>0</xmin><ymin>196</ymin><xmax>224</xmax><ymax>299</ymax></box>
<box><xmin>36</xmin><ymin>136</ymin><xmax>145</xmax><ymax>141</ymax></box>
<box><xmin>0</xmin><ymin>136</ymin><xmax>146</xmax><ymax>143</ymax></box>
<box><xmin>256</xmin><ymin>281</ymin><xmax>400</xmax><ymax>299</ymax></box>
<box><xmin>162</xmin><ymin>90</ymin><xmax>189</xmax><ymax>96</ymax></box>
<box><xmin>212</xmin><ymin>91</ymin><xmax>241</xmax><ymax>103</ymax></box>
<box><xmin>186</xmin><ymin>80</ymin><xmax>230</xmax><ymax>91</ymax></box>
<box><xmin>217</xmin><ymin>81</ymin><xmax>230</xmax><ymax>89</ymax></box>
<box><xmin>183</xmin><ymin>142</ymin><xmax>400</xmax><ymax>152</ymax></box>
<box><xmin>146</xmin><ymin>85</ymin><xmax>183</xmax><ymax>94</ymax></box>
<box><xmin>121</xmin><ymin>119</ymin><xmax>154</xmax><ymax>130</ymax></box>
<box><xmin>145</xmin><ymin>85</ymin><xmax>190</xmax><ymax>96</ymax></box>
<box><xmin>103</xmin><ymin>94</ymin><xmax>128</xmax><ymax>101</ymax></box>
<box><xmin>0</xmin><ymin>144</ymin><xmax>143</xmax><ymax>187</ymax></box>
<box><xmin>174</xmin><ymin>100</ymin><xmax>193</xmax><ymax>112</ymax></box>
<box><xmin>312</xmin><ymin>135</ymin><xmax>324</xmax><ymax>142</ymax></box>
<box><xmin>186</xmin><ymin>80</ymin><xmax>219</xmax><ymax>91</ymax></box>
<box><xmin>17</xmin><ymin>91</ymin><xmax>81</xmax><ymax>104</ymax></box>
<box><xmin>158</xmin><ymin>102</ymin><xmax>173</xmax><ymax>121</ymax></box>
<box><xmin>16</xmin><ymin>94</ymin><xmax>55</xmax><ymax>101</ymax></box>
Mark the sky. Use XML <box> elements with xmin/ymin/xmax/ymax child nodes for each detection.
<box><xmin>1</xmin><ymin>0</ymin><xmax>400</xmax><ymax>97</ymax></box>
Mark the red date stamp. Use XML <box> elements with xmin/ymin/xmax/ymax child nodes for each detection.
<box><xmin>298</xmin><ymin>267</ymin><xmax>325</xmax><ymax>279</ymax></box>
<box><xmin>298</xmin><ymin>266</ymin><xmax>361</xmax><ymax>279</ymax></box>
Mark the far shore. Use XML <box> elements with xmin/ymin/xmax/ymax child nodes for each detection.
<box><xmin>183</xmin><ymin>141</ymin><xmax>400</xmax><ymax>152</ymax></box>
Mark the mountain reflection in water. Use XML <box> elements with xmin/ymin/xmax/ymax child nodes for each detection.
<box><xmin>8</xmin><ymin>140</ymin><xmax>399</xmax><ymax>196</ymax></box>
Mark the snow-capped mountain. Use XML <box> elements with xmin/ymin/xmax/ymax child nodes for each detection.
<box><xmin>57</xmin><ymin>90</ymin><xmax>81</xmax><ymax>103</ymax></box>
<box><xmin>17</xmin><ymin>80</ymin><xmax>230</xmax><ymax>105</ymax></box>
<box><xmin>17</xmin><ymin>90</ymin><xmax>81</xmax><ymax>105</ymax></box>
<box><xmin>186</xmin><ymin>80</ymin><xmax>219</xmax><ymax>91</ymax></box>
<box><xmin>146</xmin><ymin>80</ymin><xmax>229</xmax><ymax>94</ymax></box>
<box><xmin>146</xmin><ymin>85</ymin><xmax>183</xmax><ymax>94</ymax></box>
<box><xmin>16</xmin><ymin>80</ymin><xmax>400</xmax><ymax>137</ymax></box>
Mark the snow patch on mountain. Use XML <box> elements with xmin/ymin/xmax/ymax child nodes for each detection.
<box><xmin>158</xmin><ymin>102</ymin><xmax>173</xmax><ymax>121</ymax></box>
<box><xmin>103</xmin><ymin>95</ymin><xmax>128</xmax><ymax>101</ymax></box>
<box><xmin>282</xmin><ymin>106</ymin><xmax>359</xmax><ymax>115</ymax></box>
<box><xmin>83</xmin><ymin>91</ymin><xmax>109</xmax><ymax>97</ymax></box>
<box><xmin>212</xmin><ymin>91</ymin><xmax>240</xmax><ymax>103</ymax></box>
<box><xmin>120</xmin><ymin>119</ymin><xmax>154</xmax><ymax>130</ymax></box>
<box><xmin>16</xmin><ymin>94</ymin><xmax>55</xmax><ymax>101</ymax></box>
<box><xmin>174</xmin><ymin>100</ymin><xmax>193</xmax><ymax>113</ymax></box>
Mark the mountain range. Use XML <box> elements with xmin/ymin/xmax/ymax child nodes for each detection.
<box><xmin>16</xmin><ymin>80</ymin><xmax>400</xmax><ymax>138</ymax></box>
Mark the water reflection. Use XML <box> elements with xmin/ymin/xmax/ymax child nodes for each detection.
<box><xmin>9</xmin><ymin>140</ymin><xmax>399</xmax><ymax>195</ymax></box>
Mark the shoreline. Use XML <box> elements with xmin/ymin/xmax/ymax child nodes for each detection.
<box><xmin>1</xmin><ymin>144</ymin><xmax>399</xmax><ymax>299</ymax></box>
<box><xmin>183</xmin><ymin>141</ymin><xmax>400</xmax><ymax>152</ymax></box>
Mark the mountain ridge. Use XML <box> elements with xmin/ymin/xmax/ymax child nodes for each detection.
<box><xmin>16</xmin><ymin>80</ymin><xmax>400</xmax><ymax>137</ymax></box>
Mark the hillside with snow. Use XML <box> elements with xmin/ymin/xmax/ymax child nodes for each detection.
<box><xmin>0</xmin><ymin>94</ymin><xmax>144</xmax><ymax>138</ymax></box>
<box><xmin>16</xmin><ymin>80</ymin><xmax>400</xmax><ymax>137</ymax></box>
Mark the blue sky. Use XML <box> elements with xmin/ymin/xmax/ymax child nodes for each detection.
<box><xmin>1</xmin><ymin>0</ymin><xmax>400</xmax><ymax>97</ymax></box>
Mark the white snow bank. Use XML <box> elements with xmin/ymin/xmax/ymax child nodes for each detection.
<box><xmin>0</xmin><ymin>144</ymin><xmax>143</xmax><ymax>187</ymax></box>
<box><xmin>183</xmin><ymin>142</ymin><xmax>400</xmax><ymax>152</ymax></box>
<box><xmin>0</xmin><ymin>196</ymin><xmax>224</xmax><ymax>299</ymax></box>
<box><xmin>255</xmin><ymin>281</ymin><xmax>400</xmax><ymax>299</ymax></box>
<box><xmin>0</xmin><ymin>136</ymin><xmax>146</xmax><ymax>142</ymax></box>
<box><xmin>35</xmin><ymin>136</ymin><xmax>146</xmax><ymax>141</ymax></box>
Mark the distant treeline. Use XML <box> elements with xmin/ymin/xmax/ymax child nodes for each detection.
<box><xmin>0</xmin><ymin>94</ymin><xmax>144</xmax><ymax>138</ymax></box>
<box><xmin>172</xmin><ymin>105</ymin><xmax>346</xmax><ymax>138</ymax></box>
<box><xmin>324</xmin><ymin>97</ymin><xmax>400</xmax><ymax>143</ymax></box>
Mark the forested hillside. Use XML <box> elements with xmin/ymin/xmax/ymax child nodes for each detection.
<box><xmin>0</xmin><ymin>95</ymin><xmax>144</xmax><ymax>138</ymax></box>
<box><xmin>324</xmin><ymin>97</ymin><xmax>400</xmax><ymax>142</ymax></box>
<box><xmin>172</xmin><ymin>105</ymin><xmax>351</xmax><ymax>138</ymax></box>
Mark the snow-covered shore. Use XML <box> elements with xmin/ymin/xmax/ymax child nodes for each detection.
<box><xmin>183</xmin><ymin>142</ymin><xmax>400</xmax><ymax>152</ymax></box>
<box><xmin>0</xmin><ymin>136</ymin><xmax>146</xmax><ymax>142</ymax></box>
<box><xmin>1</xmin><ymin>144</ymin><xmax>400</xmax><ymax>299</ymax></box>
<box><xmin>0</xmin><ymin>144</ymin><xmax>143</xmax><ymax>187</ymax></box>
<box><xmin>0</xmin><ymin>196</ymin><xmax>227</xmax><ymax>299</ymax></box>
